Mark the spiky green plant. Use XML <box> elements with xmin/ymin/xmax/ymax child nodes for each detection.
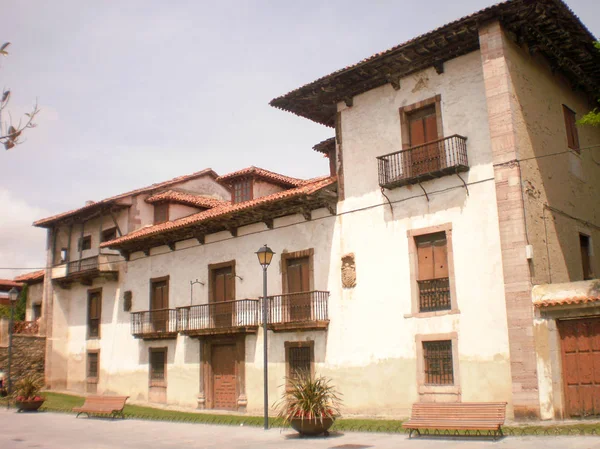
<box><xmin>13</xmin><ymin>373</ymin><xmax>44</xmax><ymax>401</ymax></box>
<box><xmin>274</xmin><ymin>371</ymin><xmax>342</xmax><ymax>424</ymax></box>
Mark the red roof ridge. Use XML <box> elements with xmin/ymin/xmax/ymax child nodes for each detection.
<box><xmin>14</xmin><ymin>270</ymin><xmax>45</xmax><ymax>283</ymax></box>
<box><xmin>216</xmin><ymin>166</ymin><xmax>305</xmax><ymax>187</ymax></box>
<box><xmin>34</xmin><ymin>168</ymin><xmax>219</xmax><ymax>227</ymax></box>
<box><xmin>101</xmin><ymin>176</ymin><xmax>336</xmax><ymax>249</ymax></box>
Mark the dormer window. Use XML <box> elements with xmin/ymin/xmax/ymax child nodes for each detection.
<box><xmin>154</xmin><ymin>203</ymin><xmax>169</xmax><ymax>224</ymax></box>
<box><xmin>232</xmin><ymin>179</ymin><xmax>252</xmax><ymax>204</ymax></box>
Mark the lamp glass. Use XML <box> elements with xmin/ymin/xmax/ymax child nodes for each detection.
<box><xmin>8</xmin><ymin>287</ymin><xmax>18</xmax><ymax>303</ymax></box>
<box><xmin>256</xmin><ymin>245</ymin><xmax>274</xmax><ymax>267</ymax></box>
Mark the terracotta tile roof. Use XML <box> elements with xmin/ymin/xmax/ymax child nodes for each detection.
<box><xmin>313</xmin><ymin>137</ymin><xmax>335</xmax><ymax>154</ymax></box>
<box><xmin>145</xmin><ymin>190</ymin><xmax>227</xmax><ymax>209</ymax></box>
<box><xmin>14</xmin><ymin>270</ymin><xmax>45</xmax><ymax>284</ymax></box>
<box><xmin>0</xmin><ymin>279</ymin><xmax>24</xmax><ymax>290</ymax></box>
<box><xmin>270</xmin><ymin>0</ymin><xmax>599</xmax><ymax>127</ymax></box>
<box><xmin>216</xmin><ymin>166</ymin><xmax>305</xmax><ymax>187</ymax></box>
<box><xmin>534</xmin><ymin>295</ymin><xmax>600</xmax><ymax>308</ymax></box>
<box><xmin>34</xmin><ymin>168</ymin><xmax>219</xmax><ymax>227</ymax></box>
<box><xmin>101</xmin><ymin>176</ymin><xmax>336</xmax><ymax>249</ymax></box>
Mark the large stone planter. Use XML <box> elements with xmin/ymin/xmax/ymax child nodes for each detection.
<box><xmin>290</xmin><ymin>417</ymin><xmax>334</xmax><ymax>436</ymax></box>
<box><xmin>15</xmin><ymin>399</ymin><xmax>45</xmax><ymax>412</ymax></box>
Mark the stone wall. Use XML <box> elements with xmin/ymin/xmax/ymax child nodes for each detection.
<box><xmin>0</xmin><ymin>335</ymin><xmax>46</xmax><ymax>388</ymax></box>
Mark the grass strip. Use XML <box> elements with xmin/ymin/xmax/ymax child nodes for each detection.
<box><xmin>2</xmin><ymin>393</ymin><xmax>600</xmax><ymax>436</ymax></box>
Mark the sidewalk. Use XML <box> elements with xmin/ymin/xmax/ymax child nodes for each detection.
<box><xmin>1</xmin><ymin>409</ymin><xmax>598</xmax><ymax>449</ymax></box>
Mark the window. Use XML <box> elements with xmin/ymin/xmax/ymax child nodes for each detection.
<box><xmin>101</xmin><ymin>227</ymin><xmax>117</xmax><ymax>243</ymax></box>
<box><xmin>416</xmin><ymin>232</ymin><xmax>450</xmax><ymax>312</ymax></box>
<box><xmin>87</xmin><ymin>289</ymin><xmax>102</xmax><ymax>338</ymax></box>
<box><xmin>149</xmin><ymin>348</ymin><xmax>167</xmax><ymax>386</ymax></box>
<box><xmin>150</xmin><ymin>277</ymin><xmax>170</xmax><ymax>333</ymax></box>
<box><xmin>154</xmin><ymin>203</ymin><xmax>169</xmax><ymax>224</ymax></box>
<box><xmin>423</xmin><ymin>340</ymin><xmax>454</xmax><ymax>385</ymax></box>
<box><xmin>78</xmin><ymin>235</ymin><xmax>92</xmax><ymax>251</ymax></box>
<box><xmin>232</xmin><ymin>179</ymin><xmax>252</xmax><ymax>203</ymax></box>
<box><xmin>87</xmin><ymin>351</ymin><xmax>99</xmax><ymax>383</ymax></box>
<box><xmin>285</xmin><ymin>341</ymin><xmax>314</xmax><ymax>386</ymax></box>
<box><xmin>407</xmin><ymin>224</ymin><xmax>457</xmax><ymax>317</ymax></box>
<box><xmin>59</xmin><ymin>248</ymin><xmax>68</xmax><ymax>263</ymax></box>
<box><xmin>32</xmin><ymin>304</ymin><xmax>42</xmax><ymax>320</ymax></box>
<box><xmin>399</xmin><ymin>95</ymin><xmax>444</xmax><ymax>177</ymax></box>
<box><xmin>563</xmin><ymin>105</ymin><xmax>580</xmax><ymax>152</ymax></box>
<box><xmin>580</xmin><ymin>234</ymin><xmax>593</xmax><ymax>281</ymax></box>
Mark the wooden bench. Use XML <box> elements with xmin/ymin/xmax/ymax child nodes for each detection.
<box><xmin>403</xmin><ymin>402</ymin><xmax>507</xmax><ymax>440</ymax></box>
<box><xmin>73</xmin><ymin>395</ymin><xmax>129</xmax><ymax>419</ymax></box>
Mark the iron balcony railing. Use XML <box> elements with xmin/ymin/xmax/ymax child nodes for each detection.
<box><xmin>268</xmin><ymin>291</ymin><xmax>329</xmax><ymax>326</ymax></box>
<box><xmin>67</xmin><ymin>256</ymin><xmax>99</xmax><ymax>275</ymax></box>
<box><xmin>418</xmin><ymin>277</ymin><xmax>451</xmax><ymax>312</ymax></box>
<box><xmin>131</xmin><ymin>308</ymin><xmax>178</xmax><ymax>337</ymax></box>
<box><xmin>177</xmin><ymin>299</ymin><xmax>260</xmax><ymax>334</ymax></box>
<box><xmin>377</xmin><ymin>135</ymin><xmax>468</xmax><ymax>189</ymax></box>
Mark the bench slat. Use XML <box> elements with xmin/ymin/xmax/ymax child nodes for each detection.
<box><xmin>73</xmin><ymin>395</ymin><xmax>129</xmax><ymax>417</ymax></box>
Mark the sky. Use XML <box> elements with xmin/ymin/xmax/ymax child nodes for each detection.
<box><xmin>1</xmin><ymin>0</ymin><xmax>598</xmax><ymax>278</ymax></box>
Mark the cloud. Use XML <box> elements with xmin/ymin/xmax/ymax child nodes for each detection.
<box><xmin>0</xmin><ymin>189</ymin><xmax>48</xmax><ymax>278</ymax></box>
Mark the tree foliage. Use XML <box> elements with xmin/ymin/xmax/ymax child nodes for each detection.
<box><xmin>0</xmin><ymin>42</ymin><xmax>39</xmax><ymax>150</ymax></box>
<box><xmin>577</xmin><ymin>41</ymin><xmax>600</xmax><ymax>128</ymax></box>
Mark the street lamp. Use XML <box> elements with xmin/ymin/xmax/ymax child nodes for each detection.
<box><xmin>7</xmin><ymin>287</ymin><xmax>19</xmax><ymax>398</ymax></box>
<box><xmin>255</xmin><ymin>244</ymin><xmax>274</xmax><ymax>430</ymax></box>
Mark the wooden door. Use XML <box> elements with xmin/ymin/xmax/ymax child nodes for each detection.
<box><xmin>151</xmin><ymin>279</ymin><xmax>169</xmax><ymax>332</ymax></box>
<box><xmin>212</xmin><ymin>344</ymin><xmax>237</xmax><ymax>410</ymax></box>
<box><xmin>212</xmin><ymin>267</ymin><xmax>234</xmax><ymax>328</ymax></box>
<box><xmin>286</xmin><ymin>257</ymin><xmax>311</xmax><ymax>321</ymax></box>
<box><xmin>558</xmin><ymin>318</ymin><xmax>600</xmax><ymax>418</ymax></box>
<box><xmin>408</xmin><ymin>106</ymin><xmax>440</xmax><ymax>176</ymax></box>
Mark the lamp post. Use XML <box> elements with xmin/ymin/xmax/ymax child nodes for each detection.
<box><xmin>256</xmin><ymin>244</ymin><xmax>274</xmax><ymax>430</ymax></box>
<box><xmin>7</xmin><ymin>287</ymin><xmax>19</xmax><ymax>398</ymax></box>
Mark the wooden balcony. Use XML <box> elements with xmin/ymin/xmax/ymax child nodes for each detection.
<box><xmin>131</xmin><ymin>308</ymin><xmax>178</xmax><ymax>340</ymax></box>
<box><xmin>51</xmin><ymin>254</ymin><xmax>120</xmax><ymax>286</ymax></box>
<box><xmin>268</xmin><ymin>291</ymin><xmax>329</xmax><ymax>332</ymax></box>
<box><xmin>177</xmin><ymin>299</ymin><xmax>260</xmax><ymax>337</ymax></box>
<box><xmin>377</xmin><ymin>135</ymin><xmax>469</xmax><ymax>189</ymax></box>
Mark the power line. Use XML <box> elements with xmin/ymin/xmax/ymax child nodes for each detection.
<box><xmin>0</xmin><ymin>176</ymin><xmax>496</xmax><ymax>271</ymax></box>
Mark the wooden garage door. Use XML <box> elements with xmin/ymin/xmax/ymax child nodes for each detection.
<box><xmin>558</xmin><ymin>318</ymin><xmax>600</xmax><ymax>418</ymax></box>
<box><xmin>212</xmin><ymin>344</ymin><xmax>236</xmax><ymax>410</ymax></box>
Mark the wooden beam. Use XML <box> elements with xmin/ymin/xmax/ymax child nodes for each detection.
<box><xmin>386</xmin><ymin>75</ymin><xmax>401</xmax><ymax>90</ymax></box>
<box><xmin>143</xmin><ymin>248</ymin><xmax>151</xmax><ymax>257</ymax></box>
<box><xmin>343</xmin><ymin>96</ymin><xmax>353</xmax><ymax>107</ymax></box>
<box><xmin>227</xmin><ymin>227</ymin><xmax>238</xmax><ymax>238</ymax></box>
<box><xmin>326</xmin><ymin>202</ymin><xmax>337</xmax><ymax>216</ymax></box>
<box><xmin>301</xmin><ymin>208</ymin><xmax>312</xmax><ymax>221</ymax></box>
<box><xmin>434</xmin><ymin>61</ymin><xmax>444</xmax><ymax>74</ymax></box>
<box><xmin>195</xmin><ymin>233</ymin><xmax>205</xmax><ymax>245</ymax></box>
<box><xmin>264</xmin><ymin>218</ymin><xmax>274</xmax><ymax>230</ymax></box>
<box><xmin>119</xmin><ymin>250</ymin><xmax>130</xmax><ymax>261</ymax></box>
<box><xmin>167</xmin><ymin>242</ymin><xmax>176</xmax><ymax>251</ymax></box>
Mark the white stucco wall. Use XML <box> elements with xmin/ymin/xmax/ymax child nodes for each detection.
<box><xmin>253</xmin><ymin>180</ymin><xmax>285</xmax><ymax>199</ymax></box>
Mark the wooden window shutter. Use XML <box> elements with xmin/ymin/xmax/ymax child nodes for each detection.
<box><xmin>226</xmin><ymin>272</ymin><xmax>235</xmax><ymax>301</ymax></box>
<box><xmin>416</xmin><ymin>232</ymin><xmax>447</xmax><ymax>281</ymax></box>
<box><xmin>154</xmin><ymin>203</ymin><xmax>169</xmax><ymax>224</ymax></box>
<box><xmin>432</xmin><ymin>238</ymin><xmax>449</xmax><ymax>279</ymax></box>
<box><xmin>563</xmin><ymin>105</ymin><xmax>580</xmax><ymax>151</ymax></box>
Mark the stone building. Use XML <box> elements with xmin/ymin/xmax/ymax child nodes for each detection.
<box><xmin>35</xmin><ymin>0</ymin><xmax>600</xmax><ymax>420</ymax></box>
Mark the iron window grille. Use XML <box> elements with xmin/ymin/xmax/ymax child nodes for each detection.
<box><xmin>87</xmin><ymin>352</ymin><xmax>99</xmax><ymax>379</ymax></box>
<box><xmin>423</xmin><ymin>340</ymin><xmax>454</xmax><ymax>385</ymax></box>
<box><xmin>288</xmin><ymin>346</ymin><xmax>311</xmax><ymax>381</ymax></box>
<box><xmin>418</xmin><ymin>278</ymin><xmax>451</xmax><ymax>312</ymax></box>
<box><xmin>150</xmin><ymin>349</ymin><xmax>166</xmax><ymax>382</ymax></box>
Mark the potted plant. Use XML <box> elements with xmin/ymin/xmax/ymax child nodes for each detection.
<box><xmin>13</xmin><ymin>373</ymin><xmax>45</xmax><ymax>412</ymax></box>
<box><xmin>274</xmin><ymin>370</ymin><xmax>342</xmax><ymax>437</ymax></box>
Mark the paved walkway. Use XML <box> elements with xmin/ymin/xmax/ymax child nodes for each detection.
<box><xmin>1</xmin><ymin>409</ymin><xmax>599</xmax><ymax>449</ymax></box>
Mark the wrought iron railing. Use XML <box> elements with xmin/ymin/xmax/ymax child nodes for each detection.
<box><xmin>418</xmin><ymin>277</ymin><xmax>451</xmax><ymax>312</ymax></box>
<box><xmin>268</xmin><ymin>291</ymin><xmax>329</xmax><ymax>325</ymax></box>
<box><xmin>131</xmin><ymin>308</ymin><xmax>178</xmax><ymax>336</ymax></box>
<box><xmin>13</xmin><ymin>320</ymin><xmax>40</xmax><ymax>335</ymax></box>
<box><xmin>377</xmin><ymin>135</ymin><xmax>468</xmax><ymax>188</ymax></box>
<box><xmin>177</xmin><ymin>299</ymin><xmax>260</xmax><ymax>333</ymax></box>
<box><xmin>67</xmin><ymin>256</ymin><xmax>99</xmax><ymax>275</ymax></box>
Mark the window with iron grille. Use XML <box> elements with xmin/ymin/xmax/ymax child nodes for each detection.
<box><xmin>87</xmin><ymin>351</ymin><xmax>99</xmax><ymax>381</ymax></box>
<box><xmin>149</xmin><ymin>348</ymin><xmax>167</xmax><ymax>384</ymax></box>
<box><xmin>87</xmin><ymin>289</ymin><xmax>101</xmax><ymax>339</ymax></box>
<box><xmin>423</xmin><ymin>340</ymin><xmax>454</xmax><ymax>385</ymax></box>
<box><xmin>285</xmin><ymin>341</ymin><xmax>313</xmax><ymax>385</ymax></box>
<box><xmin>415</xmin><ymin>232</ymin><xmax>450</xmax><ymax>312</ymax></box>
<box><xmin>232</xmin><ymin>179</ymin><xmax>252</xmax><ymax>203</ymax></box>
